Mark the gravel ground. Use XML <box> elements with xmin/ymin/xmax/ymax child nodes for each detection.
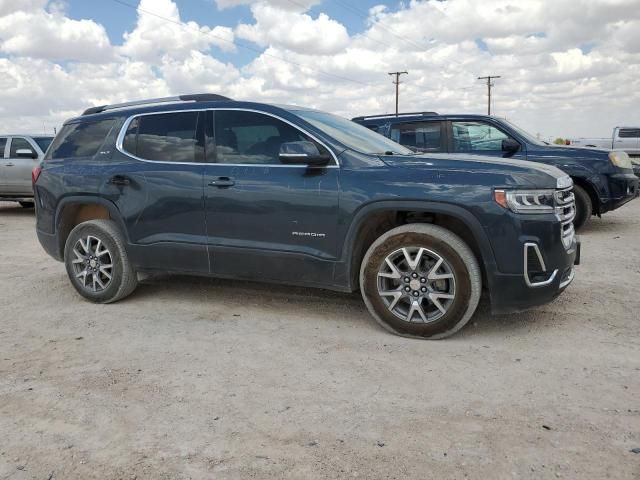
<box><xmin>0</xmin><ymin>201</ymin><xmax>639</xmax><ymax>479</ymax></box>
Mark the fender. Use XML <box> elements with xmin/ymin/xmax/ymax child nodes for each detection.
<box><xmin>54</xmin><ymin>195</ymin><xmax>130</xmax><ymax>254</ymax></box>
<box><xmin>338</xmin><ymin>200</ymin><xmax>498</xmax><ymax>291</ymax></box>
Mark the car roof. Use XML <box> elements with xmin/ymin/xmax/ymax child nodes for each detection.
<box><xmin>352</xmin><ymin>113</ymin><xmax>497</xmax><ymax>126</ymax></box>
<box><xmin>66</xmin><ymin>94</ymin><xmax>313</xmax><ymax>125</ymax></box>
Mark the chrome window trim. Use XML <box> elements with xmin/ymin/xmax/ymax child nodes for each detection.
<box><xmin>115</xmin><ymin>107</ymin><xmax>340</xmax><ymax>168</ymax></box>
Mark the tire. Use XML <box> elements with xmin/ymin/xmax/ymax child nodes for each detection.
<box><xmin>360</xmin><ymin>224</ymin><xmax>482</xmax><ymax>339</ymax></box>
<box><xmin>64</xmin><ymin>219</ymin><xmax>138</xmax><ymax>303</ymax></box>
<box><xmin>19</xmin><ymin>201</ymin><xmax>34</xmax><ymax>208</ymax></box>
<box><xmin>572</xmin><ymin>184</ymin><xmax>592</xmax><ymax>231</ymax></box>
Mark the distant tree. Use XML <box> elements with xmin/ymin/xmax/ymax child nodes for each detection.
<box><xmin>553</xmin><ymin>137</ymin><xmax>566</xmax><ymax>145</ymax></box>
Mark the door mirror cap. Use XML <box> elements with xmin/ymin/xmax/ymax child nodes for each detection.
<box><xmin>279</xmin><ymin>141</ymin><xmax>331</xmax><ymax>166</ymax></box>
<box><xmin>16</xmin><ymin>148</ymin><xmax>38</xmax><ymax>159</ymax></box>
<box><xmin>502</xmin><ymin>138</ymin><xmax>520</xmax><ymax>154</ymax></box>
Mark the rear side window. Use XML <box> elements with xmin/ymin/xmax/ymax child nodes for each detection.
<box><xmin>0</xmin><ymin>137</ymin><xmax>7</xmax><ymax>156</ymax></box>
<box><xmin>390</xmin><ymin>122</ymin><xmax>442</xmax><ymax>152</ymax></box>
<box><xmin>122</xmin><ymin>111</ymin><xmax>204</xmax><ymax>163</ymax></box>
<box><xmin>618</xmin><ymin>128</ymin><xmax>640</xmax><ymax>138</ymax></box>
<box><xmin>48</xmin><ymin>119</ymin><xmax>115</xmax><ymax>159</ymax></box>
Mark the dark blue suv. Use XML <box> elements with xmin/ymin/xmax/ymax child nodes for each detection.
<box><xmin>353</xmin><ymin>112</ymin><xmax>639</xmax><ymax>229</ymax></box>
<box><xmin>34</xmin><ymin>95</ymin><xmax>580</xmax><ymax>339</ymax></box>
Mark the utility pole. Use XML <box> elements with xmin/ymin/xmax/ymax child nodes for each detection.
<box><xmin>477</xmin><ymin>75</ymin><xmax>501</xmax><ymax>115</ymax></box>
<box><xmin>388</xmin><ymin>71</ymin><xmax>408</xmax><ymax>116</ymax></box>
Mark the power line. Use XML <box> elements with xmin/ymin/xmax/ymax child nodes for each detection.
<box><xmin>109</xmin><ymin>0</ymin><xmax>377</xmax><ymax>87</ymax></box>
<box><xmin>388</xmin><ymin>71</ymin><xmax>408</xmax><ymax>116</ymax></box>
<box><xmin>330</xmin><ymin>0</ymin><xmax>427</xmax><ymax>52</ymax></box>
<box><xmin>477</xmin><ymin>75</ymin><xmax>501</xmax><ymax>115</ymax></box>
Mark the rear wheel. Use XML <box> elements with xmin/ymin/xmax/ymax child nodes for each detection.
<box><xmin>572</xmin><ymin>184</ymin><xmax>592</xmax><ymax>231</ymax></box>
<box><xmin>19</xmin><ymin>201</ymin><xmax>34</xmax><ymax>208</ymax></box>
<box><xmin>360</xmin><ymin>224</ymin><xmax>482</xmax><ymax>339</ymax></box>
<box><xmin>64</xmin><ymin>219</ymin><xmax>138</xmax><ymax>303</ymax></box>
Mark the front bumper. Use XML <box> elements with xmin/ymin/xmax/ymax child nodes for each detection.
<box><xmin>489</xmin><ymin>235</ymin><xmax>580</xmax><ymax>314</ymax></box>
<box><xmin>602</xmin><ymin>172</ymin><xmax>639</xmax><ymax>213</ymax></box>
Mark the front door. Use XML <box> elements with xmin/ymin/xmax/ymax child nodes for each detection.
<box><xmin>204</xmin><ymin>109</ymin><xmax>340</xmax><ymax>286</ymax></box>
<box><xmin>449</xmin><ymin>120</ymin><xmax>526</xmax><ymax>159</ymax></box>
<box><xmin>5</xmin><ymin>137</ymin><xmax>39</xmax><ymax>195</ymax></box>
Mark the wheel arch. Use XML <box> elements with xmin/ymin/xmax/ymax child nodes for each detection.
<box><xmin>570</xmin><ymin>177</ymin><xmax>599</xmax><ymax>214</ymax></box>
<box><xmin>341</xmin><ymin>201</ymin><xmax>497</xmax><ymax>291</ymax></box>
<box><xmin>54</xmin><ymin>196</ymin><xmax>128</xmax><ymax>259</ymax></box>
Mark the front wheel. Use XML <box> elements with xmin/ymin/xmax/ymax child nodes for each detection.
<box><xmin>360</xmin><ymin>224</ymin><xmax>482</xmax><ymax>339</ymax></box>
<box><xmin>64</xmin><ymin>219</ymin><xmax>138</xmax><ymax>303</ymax></box>
<box><xmin>572</xmin><ymin>184</ymin><xmax>592</xmax><ymax>231</ymax></box>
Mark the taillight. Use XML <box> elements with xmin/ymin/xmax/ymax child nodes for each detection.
<box><xmin>565</xmin><ymin>139</ymin><xmax>571</xmax><ymax>145</ymax></box>
<box><xmin>32</xmin><ymin>166</ymin><xmax>42</xmax><ymax>185</ymax></box>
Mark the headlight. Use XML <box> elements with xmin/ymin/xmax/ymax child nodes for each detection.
<box><xmin>494</xmin><ymin>189</ymin><xmax>555</xmax><ymax>213</ymax></box>
<box><xmin>609</xmin><ymin>150</ymin><xmax>632</xmax><ymax>169</ymax></box>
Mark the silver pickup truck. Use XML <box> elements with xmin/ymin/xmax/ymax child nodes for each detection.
<box><xmin>0</xmin><ymin>134</ymin><xmax>53</xmax><ymax>207</ymax></box>
<box><xmin>569</xmin><ymin>127</ymin><xmax>640</xmax><ymax>158</ymax></box>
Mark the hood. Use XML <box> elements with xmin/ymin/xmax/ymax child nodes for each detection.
<box><xmin>380</xmin><ymin>152</ymin><xmax>569</xmax><ymax>189</ymax></box>
<box><xmin>529</xmin><ymin>144</ymin><xmax>610</xmax><ymax>159</ymax></box>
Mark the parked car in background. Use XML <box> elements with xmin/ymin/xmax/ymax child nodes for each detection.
<box><xmin>353</xmin><ymin>113</ymin><xmax>639</xmax><ymax>229</ymax></box>
<box><xmin>34</xmin><ymin>94</ymin><xmax>579</xmax><ymax>339</ymax></box>
<box><xmin>0</xmin><ymin>134</ymin><xmax>54</xmax><ymax>208</ymax></box>
<box><xmin>568</xmin><ymin>127</ymin><xmax>640</xmax><ymax>178</ymax></box>
<box><xmin>568</xmin><ymin>127</ymin><xmax>640</xmax><ymax>158</ymax></box>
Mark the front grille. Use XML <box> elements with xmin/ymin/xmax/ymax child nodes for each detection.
<box><xmin>555</xmin><ymin>186</ymin><xmax>575</xmax><ymax>250</ymax></box>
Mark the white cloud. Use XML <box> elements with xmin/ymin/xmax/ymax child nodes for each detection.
<box><xmin>0</xmin><ymin>8</ymin><xmax>112</xmax><ymax>61</ymax></box>
<box><xmin>236</xmin><ymin>3</ymin><xmax>349</xmax><ymax>55</ymax></box>
<box><xmin>0</xmin><ymin>0</ymin><xmax>47</xmax><ymax>16</ymax></box>
<box><xmin>119</xmin><ymin>0</ymin><xmax>235</xmax><ymax>62</ymax></box>
<box><xmin>0</xmin><ymin>0</ymin><xmax>639</xmax><ymax>139</ymax></box>
<box><xmin>215</xmin><ymin>0</ymin><xmax>319</xmax><ymax>12</ymax></box>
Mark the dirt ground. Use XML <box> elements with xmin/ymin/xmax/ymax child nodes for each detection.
<box><xmin>0</xmin><ymin>201</ymin><xmax>638</xmax><ymax>480</ymax></box>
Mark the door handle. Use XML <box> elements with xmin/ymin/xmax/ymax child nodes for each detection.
<box><xmin>5</xmin><ymin>162</ymin><xmax>14</xmax><ymax>167</ymax></box>
<box><xmin>108</xmin><ymin>175</ymin><xmax>131</xmax><ymax>186</ymax></box>
<box><xmin>209</xmin><ymin>177</ymin><xmax>235</xmax><ymax>188</ymax></box>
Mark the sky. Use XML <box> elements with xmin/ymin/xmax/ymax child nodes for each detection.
<box><xmin>0</xmin><ymin>0</ymin><xmax>639</xmax><ymax>138</ymax></box>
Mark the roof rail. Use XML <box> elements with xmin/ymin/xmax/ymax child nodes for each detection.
<box><xmin>82</xmin><ymin>93</ymin><xmax>232</xmax><ymax>116</ymax></box>
<box><xmin>352</xmin><ymin>111</ymin><xmax>439</xmax><ymax>121</ymax></box>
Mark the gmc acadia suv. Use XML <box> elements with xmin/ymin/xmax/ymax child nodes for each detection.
<box><xmin>34</xmin><ymin>94</ymin><xmax>580</xmax><ymax>339</ymax></box>
<box><xmin>353</xmin><ymin>112</ymin><xmax>639</xmax><ymax>230</ymax></box>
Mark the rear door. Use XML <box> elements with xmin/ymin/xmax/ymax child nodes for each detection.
<box><xmin>4</xmin><ymin>137</ymin><xmax>39</xmax><ymax>194</ymax></box>
<box><xmin>203</xmin><ymin>109</ymin><xmax>340</xmax><ymax>285</ymax></box>
<box><xmin>106</xmin><ymin>110</ymin><xmax>209</xmax><ymax>273</ymax></box>
<box><xmin>0</xmin><ymin>137</ymin><xmax>7</xmax><ymax>191</ymax></box>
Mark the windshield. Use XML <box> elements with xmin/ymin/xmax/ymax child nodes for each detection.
<box><xmin>34</xmin><ymin>137</ymin><xmax>53</xmax><ymax>152</ymax></box>
<box><xmin>291</xmin><ymin>109</ymin><xmax>413</xmax><ymax>155</ymax></box>
<box><xmin>500</xmin><ymin>119</ymin><xmax>549</xmax><ymax>146</ymax></box>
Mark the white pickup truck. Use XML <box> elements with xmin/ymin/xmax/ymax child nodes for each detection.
<box><xmin>569</xmin><ymin>127</ymin><xmax>640</xmax><ymax>159</ymax></box>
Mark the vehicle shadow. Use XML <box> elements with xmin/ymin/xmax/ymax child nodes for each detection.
<box><xmin>0</xmin><ymin>202</ymin><xmax>35</xmax><ymax>216</ymax></box>
<box><xmin>579</xmin><ymin>208</ymin><xmax>638</xmax><ymax>234</ymax></box>
<box><xmin>131</xmin><ymin>274</ymin><xmax>559</xmax><ymax>340</ymax></box>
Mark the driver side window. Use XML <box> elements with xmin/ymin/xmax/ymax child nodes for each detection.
<box><xmin>213</xmin><ymin>110</ymin><xmax>328</xmax><ymax>164</ymax></box>
<box><xmin>451</xmin><ymin>121</ymin><xmax>510</xmax><ymax>153</ymax></box>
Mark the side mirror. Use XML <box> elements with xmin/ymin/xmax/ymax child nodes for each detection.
<box><xmin>16</xmin><ymin>148</ymin><xmax>38</xmax><ymax>159</ymax></box>
<box><xmin>502</xmin><ymin>138</ymin><xmax>520</xmax><ymax>156</ymax></box>
<box><xmin>279</xmin><ymin>141</ymin><xmax>331</xmax><ymax>166</ymax></box>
